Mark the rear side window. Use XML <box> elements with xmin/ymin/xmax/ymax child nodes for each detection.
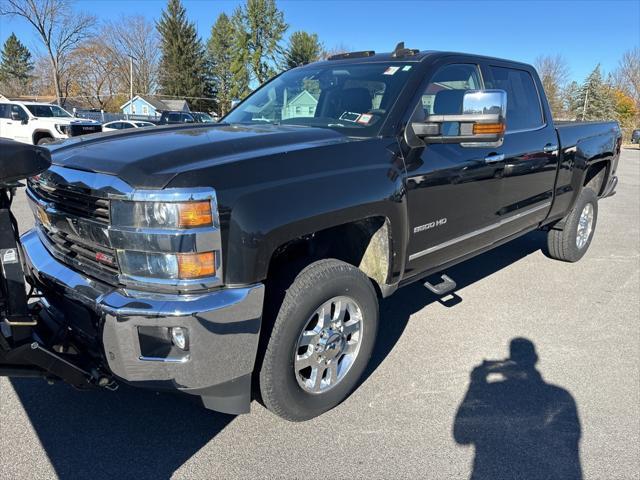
<box><xmin>0</xmin><ymin>104</ymin><xmax>9</xmax><ymax>119</ymax></box>
<box><xmin>485</xmin><ymin>66</ymin><xmax>543</xmax><ymax>131</ymax></box>
<box><xmin>168</xmin><ymin>113</ymin><xmax>180</xmax><ymax>122</ymax></box>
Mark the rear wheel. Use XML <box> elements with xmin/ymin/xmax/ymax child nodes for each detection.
<box><xmin>259</xmin><ymin>259</ymin><xmax>378</xmax><ymax>421</ymax></box>
<box><xmin>547</xmin><ymin>188</ymin><xmax>598</xmax><ymax>262</ymax></box>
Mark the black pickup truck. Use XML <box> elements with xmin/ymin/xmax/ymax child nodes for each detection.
<box><xmin>11</xmin><ymin>46</ymin><xmax>621</xmax><ymax>421</ymax></box>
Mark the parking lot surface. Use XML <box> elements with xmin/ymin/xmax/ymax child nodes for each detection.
<box><xmin>1</xmin><ymin>149</ymin><xmax>638</xmax><ymax>480</ymax></box>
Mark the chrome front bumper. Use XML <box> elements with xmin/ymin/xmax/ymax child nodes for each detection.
<box><xmin>21</xmin><ymin>229</ymin><xmax>265</xmax><ymax>414</ymax></box>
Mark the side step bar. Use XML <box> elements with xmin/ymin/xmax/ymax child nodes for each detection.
<box><xmin>424</xmin><ymin>274</ymin><xmax>457</xmax><ymax>296</ymax></box>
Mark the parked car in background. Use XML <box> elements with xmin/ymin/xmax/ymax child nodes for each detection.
<box><xmin>0</xmin><ymin>100</ymin><xmax>101</xmax><ymax>145</ymax></box>
<box><xmin>158</xmin><ymin>110</ymin><xmax>196</xmax><ymax>124</ymax></box>
<box><xmin>191</xmin><ymin>112</ymin><xmax>216</xmax><ymax>123</ymax></box>
<box><xmin>158</xmin><ymin>110</ymin><xmax>216</xmax><ymax>125</ymax></box>
<box><xmin>102</xmin><ymin>120</ymin><xmax>156</xmax><ymax>132</ymax></box>
<box><xmin>632</xmin><ymin>129</ymin><xmax>640</xmax><ymax>144</ymax></box>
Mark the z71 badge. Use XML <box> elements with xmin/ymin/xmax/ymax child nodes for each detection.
<box><xmin>414</xmin><ymin>218</ymin><xmax>447</xmax><ymax>234</ymax></box>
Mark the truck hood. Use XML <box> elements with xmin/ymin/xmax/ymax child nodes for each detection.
<box><xmin>48</xmin><ymin>124</ymin><xmax>352</xmax><ymax>188</ymax></box>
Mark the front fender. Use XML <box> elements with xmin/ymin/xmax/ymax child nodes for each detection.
<box><xmin>220</xmin><ymin>138</ymin><xmax>408</xmax><ymax>285</ymax></box>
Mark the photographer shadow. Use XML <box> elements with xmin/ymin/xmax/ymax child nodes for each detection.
<box><xmin>453</xmin><ymin>338</ymin><xmax>582</xmax><ymax>480</ymax></box>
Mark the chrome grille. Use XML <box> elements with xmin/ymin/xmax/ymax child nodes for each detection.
<box><xmin>38</xmin><ymin>229</ymin><xmax>120</xmax><ymax>286</ymax></box>
<box><xmin>28</xmin><ymin>178</ymin><xmax>110</xmax><ymax>224</ymax></box>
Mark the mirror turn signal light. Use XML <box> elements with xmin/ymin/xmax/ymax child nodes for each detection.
<box><xmin>177</xmin><ymin>251</ymin><xmax>216</xmax><ymax>279</ymax></box>
<box><xmin>472</xmin><ymin>123</ymin><xmax>505</xmax><ymax>135</ymax></box>
<box><xmin>178</xmin><ymin>201</ymin><xmax>213</xmax><ymax>228</ymax></box>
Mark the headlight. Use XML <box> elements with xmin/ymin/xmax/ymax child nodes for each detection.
<box><xmin>118</xmin><ymin>250</ymin><xmax>216</xmax><ymax>279</ymax></box>
<box><xmin>55</xmin><ymin>124</ymin><xmax>69</xmax><ymax>135</ymax></box>
<box><xmin>111</xmin><ymin>200</ymin><xmax>214</xmax><ymax>229</ymax></box>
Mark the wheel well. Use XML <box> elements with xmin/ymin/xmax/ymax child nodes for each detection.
<box><xmin>583</xmin><ymin>161</ymin><xmax>609</xmax><ymax>196</ymax></box>
<box><xmin>266</xmin><ymin>217</ymin><xmax>391</xmax><ymax>296</ymax></box>
<box><xmin>33</xmin><ymin>130</ymin><xmax>54</xmax><ymax>144</ymax></box>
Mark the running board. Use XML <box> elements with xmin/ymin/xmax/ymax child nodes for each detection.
<box><xmin>424</xmin><ymin>274</ymin><xmax>457</xmax><ymax>296</ymax></box>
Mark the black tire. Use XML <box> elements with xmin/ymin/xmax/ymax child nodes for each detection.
<box><xmin>259</xmin><ymin>259</ymin><xmax>379</xmax><ymax>421</ymax></box>
<box><xmin>547</xmin><ymin>188</ymin><xmax>598</xmax><ymax>262</ymax></box>
<box><xmin>36</xmin><ymin>136</ymin><xmax>54</xmax><ymax>145</ymax></box>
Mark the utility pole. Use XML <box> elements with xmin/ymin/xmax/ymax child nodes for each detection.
<box><xmin>128</xmin><ymin>54</ymin><xmax>137</xmax><ymax>118</ymax></box>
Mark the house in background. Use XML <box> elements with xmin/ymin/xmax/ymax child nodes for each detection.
<box><xmin>120</xmin><ymin>95</ymin><xmax>190</xmax><ymax>117</ymax></box>
<box><xmin>281</xmin><ymin>90</ymin><xmax>318</xmax><ymax>120</ymax></box>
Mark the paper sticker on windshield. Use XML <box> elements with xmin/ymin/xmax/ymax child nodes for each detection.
<box><xmin>357</xmin><ymin>114</ymin><xmax>373</xmax><ymax>125</ymax></box>
<box><xmin>383</xmin><ymin>66</ymin><xmax>400</xmax><ymax>75</ymax></box>
<box><xmin>402</xmin><ymin>65</ymin><xmax>412</xmax><ymax>71</ymax></box>
<box><xmin>339</xmin><ymin>112</ymin><xmax>361</xmax><ymax>122</ymax></box>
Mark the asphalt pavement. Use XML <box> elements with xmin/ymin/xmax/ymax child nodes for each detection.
<box><xmin>1</xmin><ymin>148</ymin><xmax>638</xmax><ymax>480</ymax></box>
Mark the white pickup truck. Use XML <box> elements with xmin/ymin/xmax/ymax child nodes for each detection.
<box><xmin>0</xmin><ymin>99</ymin><xmax>101</xmax><ymax>145</ymax></box>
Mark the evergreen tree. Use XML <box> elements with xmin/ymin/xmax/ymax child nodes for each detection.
<box><xmin>156</xmin><ymin>0</ymin><xmax>212</xmax><ymax>110</ymax></box>
<box><xmin>233</xmin><ymin>0</ymin><xmax>288</xmax><ymax>84</ymax></box>
<box><xmin>207</xmin><ymin>12</ymin><xmax>249</xmax><ymax>116</ymax></box>
<box><xmin>563</xmin><ymin>81</ymin><xmax>582</xmax><ymax>119</ymax></box>
<box><xmin>283</xmin><ymin>31</ymin><xmax>322</xmax><ymax>69</ymax></box>
<box><xmin>0</xmin><ymin>33</ymin><xmax>33</xmax><ymax>95</ymax></box>
<box><xmin>575</xmin><ymin>65</ymin><xmax>616</xmax><ymax>121</ymax></box>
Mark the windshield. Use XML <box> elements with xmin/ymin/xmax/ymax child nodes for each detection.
<box><xmin>25</xmin><ymin>104</ymin><xmax>72</xmax><ymax>118</ymax></box>
<box><xmin>224</xmin><ymin>63</ymin><xmax>415</xmax><ymax>136</ymax></box>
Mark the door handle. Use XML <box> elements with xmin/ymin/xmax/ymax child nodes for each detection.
<box><xmin>484</xmin><ymin>153</ymin><xmax>505</xmax><ymax>164</ymax></box>
<box><xmin>543</xmin><ymin>143</ymin><xmax>559</xmax><ymax>154</ymax></box>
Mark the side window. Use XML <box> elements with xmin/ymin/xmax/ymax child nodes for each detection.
<box><xmin>182</xmin><ymin>113</ymin><xmax>194</xmax><ymax>123</ymax></box>
<box><xmin>142</xmin><ymin>105</ymin><xmax>149</xmax><ymax>115</ymax></box>
<box><xmin>121</xmin><ymin>122</ymin><xmax>135</xmax><ymax>129</ymax></box>
<box><xmin>168</xmin><ymin>113</ymin><xmax>180</xmax><ymax>122</ymax></box>
<box><xmin>0</xmin><ymin>104</ymin><xmax>9</xmax><ymax>119</ymax></box>
<box><xmin>421</xmin><ymin>64</ymin><xmax>482</xmax><ymax>116</ymax></box>
<box><xmin>11</xmin><ymin>105</ymin><xmax>28</xmax><ymax>120</ymax></box>
<box><xmin>485</xmin><ymin>66</ymin><xmax>543</xmax><ymax>131</ymax></box>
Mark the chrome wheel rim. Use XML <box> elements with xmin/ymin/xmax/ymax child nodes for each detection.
<box><xmin>294</xmin><ymin>296</ymin><xmax>363</xmax><ymax>394</ymax></box>
<box><xmin>576</xmin><ymin>203</ymin><xmax>594</xmax><ymax>249</ymax></box>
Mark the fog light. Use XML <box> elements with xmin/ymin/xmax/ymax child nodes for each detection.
<box><xmin>171</xmin><ymin>327</ymin><xmax>188</xmax><ymax>350</ymax></box>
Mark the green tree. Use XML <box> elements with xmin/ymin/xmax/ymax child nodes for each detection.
<box><xmin>207</xmin><ymin>12</ymin><xmax>249</xmax><ymax>115</ymax></box>
<box><xmin>574</xmin><ymin>65</ymin><xmax>616</xmax><ymax>121</ymax></box>
<box><xmin>156</xmin><ymin>0</ymin><xmax>212</xmax><ymax>110</ymax></box>
<box><xmin>0</xmin><ymin>33</ymin><xmax>33</xmax><ymax>95</ymax></box>
<box><xmin>283</xmin><ymin>31</ymin><xmax>322</xmax><ymax>69</ymax></box>
<box><xmin>233</xmin><ymin>0</ymin><xmax>288</xmax><ymax>84</ymax></box>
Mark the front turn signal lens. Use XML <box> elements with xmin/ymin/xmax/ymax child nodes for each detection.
<box><xmin>473</xmin><ymin>122</ymin><xmax>505</xmax><ymax>135</ymax></box>
<box><xmin>178</xmin><ymin>201</ymin><xmax>213</xmax><ymax>228</ymax></box>
<box><xmin>177</xmin><ymin>252</ymin><xmax>216</xmax><ymax>279</ymax></box>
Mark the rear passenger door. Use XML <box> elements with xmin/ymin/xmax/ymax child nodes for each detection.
<box><xmin>481</xmin><ymin>63</ymin><xmax>559</xmax><ymax>236</ymax></box>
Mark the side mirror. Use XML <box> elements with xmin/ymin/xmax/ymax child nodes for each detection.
<box><xmin>412</xmin><ymin>89</ymin><xmax>507</xmax><ymax>146</ymax></box>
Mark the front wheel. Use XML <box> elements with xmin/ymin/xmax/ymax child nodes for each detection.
<box><xmin>259</xmin><ymin>259</ymin><xmax>379</xmax><ymax>421</ymax></box>
<box><xmin>547</xmin><ymin>188</ymin><xmax>598</xmax><ymax>262</ymax></box>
